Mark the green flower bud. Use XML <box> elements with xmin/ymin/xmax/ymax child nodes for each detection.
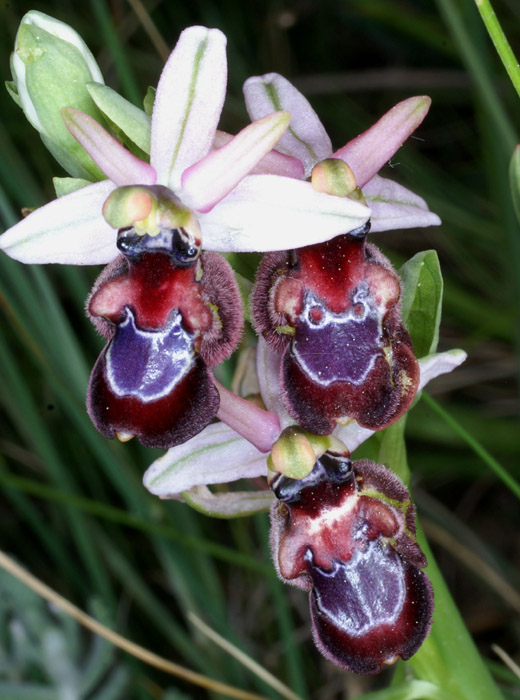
<box><xmin>8</xmin><ymin>11</ymin><xmax>106</xmax><ymax>180</ymax></box>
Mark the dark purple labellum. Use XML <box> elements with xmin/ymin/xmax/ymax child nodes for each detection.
<box><xmin>252</xmin><ymin>233</ymin><xmax>420</xmax><ymax>434</ymax></box>
<box><xmin>86</xmin><ymin>231</ymin><xmax>242</xmax><ymax>449</ymax></box>
<box><xmin>106</xmin><ymin>307</ymin><xmax>194</xmax><ymax>402</ymax></box>
<box><xmin>270</xmin><ymin>457</ymin><xmax>433</xmax><ymax>674</ymax></box>
<box><xmin>292</xmin><ymin>291</ymin><xmax>381</xmax><ymax>386</ymax></box>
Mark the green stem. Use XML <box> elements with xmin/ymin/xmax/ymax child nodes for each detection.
<box><xmin>472</xmin><ymin>0</ymin><xmax>520</xmax><ymax>99</ymax></box>
<box><xmin>435</xmin><ymin>0</ymin><xmax>517</xmax><ymax>151</ymax></box>
<box><xmin>377</xmin><ymin>421</ymin><xmax>504</xmax><ymax>700</ymax></box>
<box><xmin>408</xmin><ymin>525</ymin><xmax>504</xmax><ymax>700</ymax></box>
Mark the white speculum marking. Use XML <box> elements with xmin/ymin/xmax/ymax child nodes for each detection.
<box><xmin>311</xmin><ymin>539</ymin><xmax>406</xmax><ymax>637</ymax></box>
<box><xmin>106</xmin><ymin>306</ymin><xmax>194</xmax><ymax>402</ymax></box>
<box><xmin>292</xmin><ymin>287</ymin><xmax>383</xmax><ymax>387</ymax></box>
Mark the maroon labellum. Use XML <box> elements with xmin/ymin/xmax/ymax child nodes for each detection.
<box><xmin>86</xmin><ymin>227</ymin><xmax>242</xmax><ymax>448</ymax></box>
<box><xmin>252</xmin><ymin>228</ymin><xmax>420</xmax><ymax>434</ymax></box>
<box><xmin>270</xmin><ymin>454</ymin><xmax>433</xmax><ymax>675</ymax></box>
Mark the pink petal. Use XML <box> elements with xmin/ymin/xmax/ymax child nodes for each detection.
<box><xmin>150</xmin><ymin>26</ymin><xmax>227</xmax><ymax>191</ymax></box>
<box><xmin>181</xmin><ymin>111</ymin><xmax>291</xmax><ymax>212</ymax></box>
<box><xmin>198</xmin><ymin>174</ymin><xmax>370</xmax><ymax>252</ymax></box>
<box><xmin>216</xmin><ymin>380</ymin><xmax>280</xmax><ymax>452</ymax></box>
<box><xmin>244</xmin><ymin>73</ymin><xmax>332</xmax><ymax>177</ymax></box>
<box><xmin>62</xmin><ymin>108</ymin><xmax>156</xmax><ymax>187</ymax></box>
<box><xmin>142</xmin><ymin>422</ymin><xmax>268</xmax><ymax>497</ymax></box>
<box><xmin>363</xmin><ymin>175</ymin><xmax>441</xmax><ymax>231</ymax></box>
<box><xmin>213</xmin><ymin>131</ymin><xmax>304</xmax><ymax>179</ymax></box>
<box><xmin>0</xmin><ymin>180</ymin><xmax>118</xmax><ymax>265</ymax></box>
<box><xmin>256</xmin><ymin>337</ymin><xmax>295</xmax><ymax>430</ymax></box>
<box><xmin>416</xmin><ymin>349</ymin><xmax>467</xmax><ymax>391</ymax></box>
<box><xmin>333</xmin><ymin>96</ymin><xmax>432</xmax><ymax>188</ymax></box>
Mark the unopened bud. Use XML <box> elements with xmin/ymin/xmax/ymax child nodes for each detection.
<box><xmin>8</xmin><ymin>11</ymin><xmax>106</xmax><ymax>180</ymax></box>
<box><xmin>268</xmin><ymin>426</ymin><xmax>344</xmax><ymax>480</ymax></box>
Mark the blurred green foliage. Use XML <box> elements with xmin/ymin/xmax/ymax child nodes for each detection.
<box><xmin>0</xmin><ymin>0</ymin><xmax>519</xmax><ymax>698</ymax></box>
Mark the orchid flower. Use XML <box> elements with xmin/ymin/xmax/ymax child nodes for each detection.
<box><xmin>1</xmin><ymin>20</ymin><xmax>371</xmax><ymax>448</ymax></box>
<box><xmin>270</xmin><ymin>454</ymin><xmax>434</xmax><ymax>674</ymax></box>
<box><xmin>0</xmin><ymin>26</ymin><xmax>374</xmax><ymax>265</ymax></box>
<box><xmin>243</xmin><ymin>72</ymin><xmax>441</xmax><ymax>232</ymax></box>
<box><xmin>241</xmin><ymin>74</ymin><xmax>443</xmax><ymax>436</ymax></box>
<box><xmin>143</xmin><ymin>336</ymin><xmax>461</xmax><ymax>672</ymax></box>
<box><xmin>143</xmin><ymin>263</ymin><xmax>464</xmax><ymax>672</ymax></box>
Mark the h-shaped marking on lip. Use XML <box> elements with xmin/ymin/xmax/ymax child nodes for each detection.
<box><xmin>106</xmin><ymin>306</ymin><xmax>195</xmax><ymax>402</ymax></box>
<box><xmin>292</xmin><ymin>288</ymin><xmax>383</xmax><ymax>387</ymax></box>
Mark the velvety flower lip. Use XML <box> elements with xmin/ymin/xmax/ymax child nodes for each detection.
<box><xmin>0</xmin><ymin>26</ymin><xmax>371</xmax><ymax>264</ymax></box>
<box><xmin>87</xmin><ymin>237</ymin><xmax>244</xmax><ymax>449</ymax></box>
<box><xmin>270</xmin><ymin>456</ymin><xmax>434</xmax><ymax>675</ymax></box>
<box><xmin>251</xmin><ymin>233</ymin><xmax>420</xmax><ymax>434</ymax></box>
<box><xmin>243</xmin><ymin>72</ymin><xmax>441</xmax><ymax>232</ymax></box>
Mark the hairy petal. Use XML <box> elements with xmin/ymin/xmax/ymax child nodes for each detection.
<box><xmin>198</xmin><ymin>174</ymin><xmax>370</xmax><ymax>252</ymax></box>
<box><xmin>143</xmin><ymin>422</ymin><xmax>268</xmax><ymax>497</ymax></box>
<box><xmin>334</xmin><ymin>96</ymin><xmax>431</xmax><ymax>188</ymax></box>
<box><xmin>181</xmin><ymin>111</ymin><xmax>291</xmax><ymax>212</ymax></box>
<box><xmin>333</xmin><ymin>349</ymin><xmax>467</xmax><ymax>452</ymax></box>
<box><xmin>151</xmin><ymin>26</ymin><xmax>227</xmax><ymax>191</ymax></box>
<box><xmin>244</xmin><ymin>73</ymin><xmax>332</xmax><ymax>177</ymax></box>
<box><xmin>0</xmin><ymin>180</ymin><xmax>118</xmax><ymax>264</ymax></box>
<box><xmin>62</xmin><ymin>108</ymin><xmax>156</xmax><ymax>186</ymax></box>
<box><xmin>364</xmin><ymin>175</ymin><xmax>441</xmax><ymax>231</ymax></box>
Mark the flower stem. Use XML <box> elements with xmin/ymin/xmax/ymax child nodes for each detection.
<box><xmin>378</xmin><ymin>420</ymin><xmax>504</xmax><ymax>699</ymax></box>
<box><xmin>472</xmin><ymin>0</ymin><xmax>520</xmax><ymax>100</ymax></box>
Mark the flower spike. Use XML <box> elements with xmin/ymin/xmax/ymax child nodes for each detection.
<box><xmin>270</xmin><ymin>454</ymin><xmax>433</xmax><ymax>674</ymax></box>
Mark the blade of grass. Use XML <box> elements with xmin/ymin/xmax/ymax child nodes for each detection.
<box><xmin>0</xmin><ymin>470</ymin><xmax>271</xmax><ymax>574</ymax></box>
<box><xmin>90</xmin><ymin>0</ymin><xmax>142</xmax><ymax>105</ymax></box>
<box><xmin>435</xmin><ymin>0</ymin><xmax>517</xmax><ymax>152</ymax></box>
<box><xmin>188</xmin><ymin>612</ymin><xmax>304</xmax><ymax>700</ymax></box>
<box><xmin>472</xmin><ymin>0</ymin><xmax>520</xmax><ymax>98</ymax></box>
<box><xmin>0</xmin><ymin>549</ymin><xmax>271</xmax><ymax>700</ymax></box>
<box><xmin>422</xmin><ymin>392</ymin><xmax>520</xmax><ymax>499</ymax></box>
<box><xmin>0</xmin><ymin>331</ymin><xmax>114</xmax><ymax>604</ymax></box>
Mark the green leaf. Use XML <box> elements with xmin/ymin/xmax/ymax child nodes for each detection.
<box><xmin>87</xmin><ymin>82</ymin><xmax>151</xmax><ymax>154</ymax></box>
<box><xmin>53</xmin><ymin>176</ymin><xmax>92</xmax><ymax>197</ymax></box>
<box><xmin>509</xmin><ymin>144</ymin><xmax>520</xmax><ymax>226</ymax></box>
<box><xmin>360</xmin><ymin>679</ymin><xmax>457</xmax><ymax>700</ymax></box>
<box><xmin>399</xmin><ymin>250</ymin><xmax>443</xmax><ymax>357</ymax></box>
<box><xmin>5</xmin><ymin>80</ymin><xmax>21</xmax><ymax>107</ymax></box>
<box><xmin>143</xmin><ymin>86</ymin><xmax>155</xmax><ymax>116</ymax></box>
